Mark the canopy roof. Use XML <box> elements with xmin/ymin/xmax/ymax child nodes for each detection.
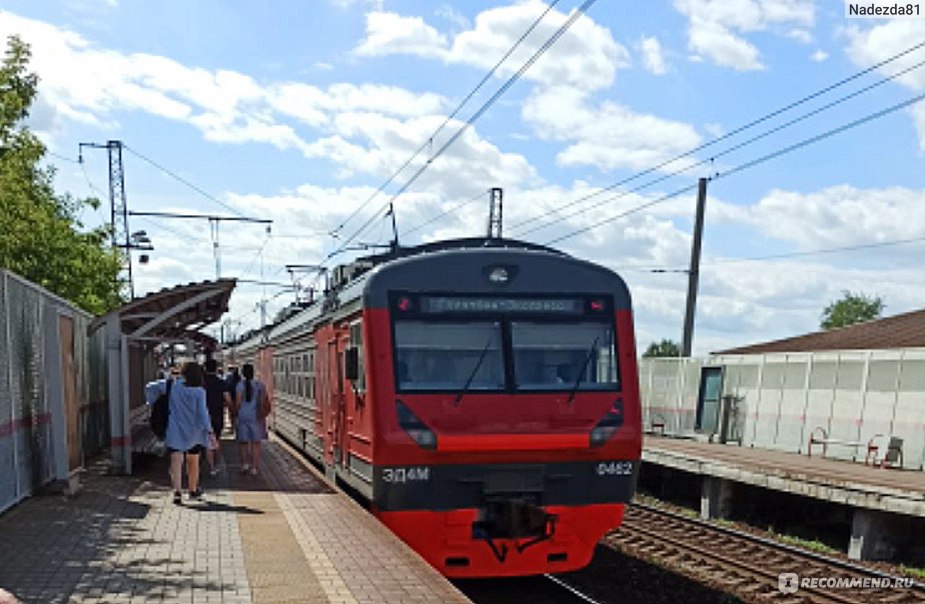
<box><xmin>89</xmin><ymin>279</ymin><xmax>236</xmax><ymax>347</ymax></box>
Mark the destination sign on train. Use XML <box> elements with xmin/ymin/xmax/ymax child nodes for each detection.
<box><xmin>419</xmin><ymin>296</ymin><xmax>584</xmax><ymax>314</ymax></box>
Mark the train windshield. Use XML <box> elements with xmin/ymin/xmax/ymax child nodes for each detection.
<box><xmin>511</xmin><ymin>321</ymin><xmax>617</xmax><ymax>390</ymax></box>
<box><xmin>394</xmin><ymin>321</ymin><xmax>505</xmax><ymax>391</ymax></box>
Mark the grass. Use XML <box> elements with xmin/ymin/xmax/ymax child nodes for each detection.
<box><xmin>900</xmin><ymin>565</ymin><xmax>925</xmax><ymax>580</ymax></box>
<box><xmin>777</xmin><ymin>533</ymin><xmax>839</xmax><ymax>555</ymax></box>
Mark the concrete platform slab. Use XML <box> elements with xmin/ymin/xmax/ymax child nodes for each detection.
<box><xmin>0</xmin><ymin>435</ymin><xmax>471</xmax><ymax>604</ymax></box>
<box><xmin>644</xmin><ymin>435</ymin><xmax>925</xmax><ymax>517</ymax></box>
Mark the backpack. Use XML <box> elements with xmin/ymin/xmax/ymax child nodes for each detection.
<box><xmin>150</xmin><ymin>379</ymin><xmax>173</xmax><ymax>440</ymax></box>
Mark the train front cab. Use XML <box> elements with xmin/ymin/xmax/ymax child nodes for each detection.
<box><xmin>356</xmin><ymin>248</ymin><xmax>642</xmax><ymax>578</ymax></box>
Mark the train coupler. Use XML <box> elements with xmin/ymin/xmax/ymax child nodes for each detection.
<box><xmin>472</xmin><ymin>500</ymin><xmax>558</xmax><ymax>561</ymax></box>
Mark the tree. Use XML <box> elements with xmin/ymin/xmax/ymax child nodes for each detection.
<box><xmin>820</xmin><ymin>291</ymin><xmax>884</xmax><ymax>330</ymax></box>
<box><xmin>0</xmin><ymin>36</ymin><xmax>122</xmax><ymax>315</ymax></box>
<box><xmin>643</xmin><ymin>339</ymin><xmax>682</xmax><ymax>358</ymax></box>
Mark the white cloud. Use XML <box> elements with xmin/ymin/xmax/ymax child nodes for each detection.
<box><xmin>354</xmin><ymin>11</ymin><xmax>448</xmax><ymax>58</ymax></box>
<box><xmin>674</xmin><ymin>0</ymin><xmax>815</xmax><ymax>71</ymax></box>
<box><xmin>0</xmin><ymin>11</ymin><xmax>491</xmax><ymax>185</ymax></box>
<box><xmin>328</xmin><ymin>0</ymin><xmax>383</xmax><ymax>9</ymax></box>
<box><xmin>842</xmin><ymin>21</ymin><xmax>925</xmax><ymax>150</ymax></box>
<box><xmin>788</xmin><ymin>28</ymin><xmax>812</xmax><ymax>43</ymax></box>
<box><xmin>522</xmin><ymin>86</ymin><xmax>701</xmax><ymax>172</ymax></box>
<box><xmin>726</xmin><ymin>185</ymin><xmax>925</xmax><ymax>254</ymax></box>
<box><xmin>810</xmin><ymin>49</ymin><xmax>828</xmax><ymax>62</ymax></box>
<box><xmin>686</xmin><ymin>16</ymin><xmax>764</xmax><ymax>70</ymax></box>
<box><xmin>352</xmin><ymin>2</ymin><xmax>628</xmax><ymax>93</ymax></box>
<box><xmin>704</xmin><ymin>122</ymin><xmax>725</xmax><ymax>137</ymax></box>
<box><xmin>843</xmin><ymin>20</ymin><xmax>925</xmax><ymax>91</ymax></box>
<box><xmin>534</xmin><ymin>183</ymin><xmax>925</xmax><ymax>354</ymax></box>
<box><xmin>435</xmin><ymin>5</ymin><xmax>471</xmax><ymax>30</ymax></box>
<box><xmin>640</xmin><ymin>36</ymin><xmax>668</xmax><ymax>74</ymax></box>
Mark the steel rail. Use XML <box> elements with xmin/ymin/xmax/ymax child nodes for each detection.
<box><xmin>613</xmin><ymin>503</ymin><xmax>925</xmax><ymax>604</ymax></box>
<box><xmin>543</xmin><ymin>574</ymin><xmax>606</xmax><ymax>604</ymax></box>
<box><xmin>632</xmin><ymin>503</ymin><xmax>925</xmax><ymax>589</ymax></box>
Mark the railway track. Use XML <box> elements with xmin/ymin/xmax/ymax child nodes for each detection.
<box><xmin>609</xmin><ymin>503</ymin><xmax>925</xmax><ymax>603</ymax></box>
<box><xmin>455</xmin><ymin>575</ymin><xmax>606</xmax><ymax>604</ymax></box>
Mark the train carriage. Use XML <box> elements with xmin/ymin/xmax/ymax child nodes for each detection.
<box><xmin>241</xmin><ymin>238</ymin><xmax>642</xmax><ymax>577</ymax></box>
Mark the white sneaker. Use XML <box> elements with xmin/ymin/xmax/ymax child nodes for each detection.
<box><xmin>209</xmin><ymin>467</ymin><xmax>221</xmax><ymax>476</ymax></box>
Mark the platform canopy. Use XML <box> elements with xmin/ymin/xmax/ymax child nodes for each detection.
<box><xmin>91</xmin><ymin>279</ymin><xmax>236</xmax><ymax>474</ymax></box>
<box><xmin>90</xmin><ymin>278</ymin><xmax>236</xmax><ymax>344</ymax></box>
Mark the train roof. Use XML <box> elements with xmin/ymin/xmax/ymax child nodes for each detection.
<box><xmin>357</xmin><ymin>237</ymin><xmax>566</xmax><ymax>264</ymax></box>
<box><xmin>361</xmin><ymin>240</ymin><xmax>629</xmax><ymax>309</ymax></box>
<box><xmin>233</xmin><ymin>238</ymin><xmax>627</xmax><ymax>348</ymax></box>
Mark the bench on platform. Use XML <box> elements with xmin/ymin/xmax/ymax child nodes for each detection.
<box><xmin>647</xmin><ymin>413</ymin><xmax>667</xmax><ymax>436</ymax></box>
<box><xmin>807</xmin><ymin>427</ymin><xmax>903</xmax><ymax>469</ymax></box>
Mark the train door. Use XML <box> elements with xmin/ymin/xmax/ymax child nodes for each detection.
<box><xmin>329</xmin><ymin>335</ymin><xmax>347</xmax><ymax>468</ymax></box>
<box><xmin>324</xmin><ymin>338</ymin><xmax>337</xmax><ymax>466</ymax></box>
<box><xmin>314</xmin><ymin>326</ymin><xmax>335</xmax><ymax>468</ymax></box>
<box><xmin>334</xmin><ymin>330</ymin><xmax>351</xmax><ymax>471</ymax></box>
<box><xmin>344</xmin><ymin>320</ymin><xmax>371</xmax><ymax>465</ymax></box>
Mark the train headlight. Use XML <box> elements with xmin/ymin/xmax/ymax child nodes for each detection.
<box><xmin>488</xmin><ymin>267</ymin><xmax>509</xmax><ymax>283</ymax></box>
<box><xmin>396</xmin><ymin>400</ymin><xmax>437</xmax><ymax>449</ymax></box>
<box><xmin>590</xmin><ymin>398</ymin><xmax>624</xmax><ymax>447</ymax></box>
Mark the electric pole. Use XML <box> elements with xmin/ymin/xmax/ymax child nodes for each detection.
<box><xmin>80</xmin><ymin>140</ymin><xmax>135</xmax><ymax>298</ymax></box>
<box><xmin>682</xmin><ymin>177</ymin><xmax>708</xmax><ymax>357</ymax></box>
<box><xmin>386</xmin><ymin>202</ymin><xmax>399</xmax><ymax>252</ymax></box>
<box><xmin>487</xmin><ymin>187</ymin><xmax>503</xmax><ymax>239</ymax></box>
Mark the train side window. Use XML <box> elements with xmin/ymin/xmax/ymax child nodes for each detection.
<box><xmin>349</xmin><ymin>321</ymin><xmax>366</xmax><ymax>392</ymax></box>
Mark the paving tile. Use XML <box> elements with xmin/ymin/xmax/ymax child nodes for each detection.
<box><xmin>0</xmin><ymin>435</ymin><xmax>471</xmax><ymax>604</ymax></box>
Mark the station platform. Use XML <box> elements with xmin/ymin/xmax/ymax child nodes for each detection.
<box><xmin>0</xmin><ymin>436</ymin><xmax>472</xmax><ymax>604</ymax></box>
<box><xmin>643</xmin><ymin>435</ymin><xmax>925</xmax><ymax>517</ymax></box>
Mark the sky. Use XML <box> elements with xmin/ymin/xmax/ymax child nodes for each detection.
<box><xmin>2</xmin><ymin>0</ymin><xmax>925</xmax><ymax>356</ymax></box>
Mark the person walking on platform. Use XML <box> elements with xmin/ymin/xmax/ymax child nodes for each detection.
<box><xmin>235</xmin><ymin>363</ymin><xmax>270</xmax><ymax>475</ymax></box>
<box><xmin>224</xmin><ymin>365</ymin><xmax>241</xmax><ymax>436</ymax></box>
<box><xmin>203</xmin><ymin>359</ymin><xmax>230</xmax><ymax>476</ymax></box>
<box><xmin>145</xmin><ymin>362</ymin><xmax>216</xmax><ymax>504</ymax></box>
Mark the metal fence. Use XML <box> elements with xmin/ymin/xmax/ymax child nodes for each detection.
<box><xmin>640</xmin><ymin>350</ymin><xmax>925</xmax><ymax>470</ymax></box>
<box><xmin>0</xmin><ymin>270</ymin><xmax>109</xmax><ymax>513</ymax></box>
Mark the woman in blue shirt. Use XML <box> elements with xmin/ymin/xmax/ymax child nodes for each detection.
<box><xmin>235</xmin><ymin>363</ymin><xmax>269</xmax><ymax>475</ymax></box>
<box><xmin>145</xmin><ymin>362</ymin><xmax>215</xmax><ymax>504</ymax></box>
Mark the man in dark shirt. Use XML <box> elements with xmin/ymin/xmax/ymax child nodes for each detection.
<box><xmin>203</xmin><ymin>359</ymin><xmax>230</xmax><ymax>475</ymax></box>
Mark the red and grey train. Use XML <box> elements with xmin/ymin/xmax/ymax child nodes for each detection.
<box><xmin>229</xmin><ymin>238</ymin><xmax>642</xmax><ymax>577</ymax></box>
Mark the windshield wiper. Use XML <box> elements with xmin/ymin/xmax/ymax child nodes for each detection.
<box><xmin>566</xmin><ymin>336</ymin><xmax>600</xmax><ymax>405</ymax></box>
<box><xmin>454</xmin><ymin>336</ymin><xmax>495</xmax><ymax>407</ymax></box>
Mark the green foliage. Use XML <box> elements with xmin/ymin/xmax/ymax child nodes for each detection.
<box><xmin>778</xmin><ymin>534</ymin><xmax>838</xmax><ymax>555</ymax></box>
<box><xmin>0</xmin><ymin>36</ymin><xmax>122</xmax><ymax>315</ymax></box>
<box><xmin>820</xmin><ymin>290</ymin><xmax>884</xmax><ymax>330</ymax></box>
<box><xmin>643</xmin><ymin>339</ymin><xmax>682</xmax><ymax>358</ymax></box>
<box><xmin>900</xmin><ymin>565</ymin><xmax>925</xmax><ymax>580</ymax></box>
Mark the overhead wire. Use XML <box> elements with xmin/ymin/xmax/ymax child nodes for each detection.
<box><xmin>508</xmin><ymin>38</ymin><xmax>925</xmax><ymax>237</ymax></box>
<box><xmin>122</xmin><ymin>144</ymin><xmax>246</xmax><ymax>218</ymax></box>
<box><xmin>514</xmin><ymin>52</ymin><xmax>925</xmax><ymax>239</ymax></box>
<box><xmin>328</xmin><ymin>0</ymin><xmax>564</xmax><ymax>240</ymax></box>
<box><xmin>403</xmin><ymin>189</ymin><xmax>491</xmax><ymax>238</ymax></box>
<box><xmin>236</xmin><ymin>229</ymin><xmax>274</xmax><ymax>282</ymax></box>
<box><xmin>545</xmin><ymin>90</ymin><xmax>925</xmax><ymax>246</ymax></box>
<box><xmin>709</xmin><ymin>236</ymin><xmax>925</xmax><ymax>265</ymax></box>
<box><xmin>327</xmin><ymin>0</ymin><xmax>599</xmax><ymax>263</ymax></box>
<box><xmin>46</xmin><ymin>150</ymin><xmax>80</xmax><ymax>164</ymax></box>
<box><xmin>629</xmin><ymin>235</ymin><xmax>925</xmax><ymax>275</ymax></box>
